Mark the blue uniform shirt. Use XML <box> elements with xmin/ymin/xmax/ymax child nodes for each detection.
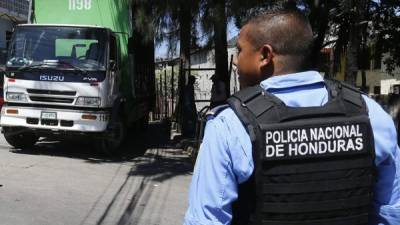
<box><xmin>184</xmin><ymin>71</ymin><xmax>400</xmax><ymax>225</ymax></box>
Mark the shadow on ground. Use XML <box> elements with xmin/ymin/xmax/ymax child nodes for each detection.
<box><xmin>78</xmin><ymin>121</ymin><xmax>193</xmax><ymax>225</ymax></box>
<box><xmin>9</xmin><ymin>120</ymin><xmax>183</xmax><ymax>164</ymax></box>
<box><xmin>129</xmin><ymin>149</ymin><xmax>192</xmax><ymax>182</ymax></box>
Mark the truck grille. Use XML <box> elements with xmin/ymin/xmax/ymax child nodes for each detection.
<box><xmin>41</xmin><ymin>119</ymin><xmax>58</xmax><ymax>126</ymax></box>
<box><xmin>27</xmin><ymin>89</ymin><xmax>76</xmax><ymax>96</ymax></box>
<box><xmin>29</xmin><ymin>96</ymin><xmax>74</xmax><ymax>104</ymax></box>
<box><xmin>26</xmin><ymin>118</ymin><xmax>74</xmax><ymax>127</ymax></box>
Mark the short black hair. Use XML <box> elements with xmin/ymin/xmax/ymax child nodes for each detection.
<box><xmin>245</xmin><ymin>8</ymin><xmax>314</xmax><ymax>70</ymax></box>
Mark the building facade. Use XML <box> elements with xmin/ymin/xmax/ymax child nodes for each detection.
<box><xmin>190</xmin><ymin>37</ymin><xmax>239</xmax><ymax>111</ymax></box>
<box><xmin>331</xmin><ymin>52</ymin><xmax>400</xmax><ymax>96</ymax></box>
<box><xmin>354</xmin><ymin>56</ymin><xmax>400</xmax><ymax>96</ymax></box>
<box><xmin>0</xmin><ymin>0</ymin><xmax>29</xmax><ymax>66</ymax></box>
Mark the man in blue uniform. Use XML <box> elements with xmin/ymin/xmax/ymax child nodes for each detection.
<box><xmin>184</xmin><ymin>7</ymin><xmax>400</xmax><ymax>225</ymax></box>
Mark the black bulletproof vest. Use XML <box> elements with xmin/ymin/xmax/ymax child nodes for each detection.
<box><xmin>227</xmin><ymin>80</ymin><xmax>376</xmax><ymax>225</ymax></box>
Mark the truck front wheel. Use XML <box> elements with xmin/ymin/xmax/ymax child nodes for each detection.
<box><xmin>96</xmin><ymin>118</ymin><xmax>126</xmax><ymax>156</ymax></box>
<box><xmin>3</xmin><ymin>127</ymin><xmax>38</xmax><ymax>149</ymax></box>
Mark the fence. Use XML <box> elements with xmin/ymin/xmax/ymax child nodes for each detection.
<box><xmin>153</xmin><ymin>60</ymin><xmax>178</xmax><ymax>121</ymax></box>
<box><xmin>0</xmin><ymin>0</ymin><xmax>29</xmax><ymax>17</ymax></box>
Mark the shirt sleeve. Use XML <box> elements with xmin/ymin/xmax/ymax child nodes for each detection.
<box><xmin>363</xmin><ymin>96</ymin><xmax>400</xmax><ymax>225</ymax></box>
<box><xmin>183</xmin><ymin>110</ymin><xmax>254</xmax><ymax>225</ymax></box>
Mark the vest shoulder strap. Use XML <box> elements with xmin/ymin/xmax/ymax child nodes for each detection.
<box><xmin>228</xmin><ymin>80</ymin><xmax>368</xmax><ymax>132</ymax></box>
<box><xmin>227</xmin><ymin>86</ymin><xmax>281</xmax><ymax>142</ymax></box>
<box><xmin>324</xmin><ymin>78</ymin><xmax>367</xmax><ymax>112</ymax></box>
<box><xmin>205</xmin><ymin>104</ymin><xmax>229</xmax><ymax>119</ymax></box>
<box><xmin>227</xmin><ymin>86</ymin><xmax>258</xmax><ymax>142</ymax></box>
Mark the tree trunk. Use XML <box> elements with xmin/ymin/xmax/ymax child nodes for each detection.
<box><xmin>130</xmin><ymin>1</ymin><xmax>156</xmax><ymax>114</ymax></box>
<box><xmin>328</xmin><ymin>47</ymin><xmax>335</xmax><ymax>79</ymax></box>
<box><xmin>345</xmin><ymin>29</ymin><xmax>359</xmax><ymax>86</ymax></box>
<box><xmin>179</xmin><ymin>2</ymin><xmax>191</xmax><ymax>84</ymax></box>
<box><xmin>360</xmin><ymin>33</ymin><xmax>368</xmax><ymax>92</ymax></box>
<box><xmin>344</xmin><ymin>0</ymin><xmax>367</xmax><ymax>86</ymax></box>
<box><xmin>361</xmin><ymin>70</ymin><xmax>367</xmax><ymax>92</ymax></box>
<box><xmin>308</xmin><ymin>0</ymin><xmax>330</xmax><ymax>69</ymax></box>
<box><xmin>213</xmin><ymin>0</ymin><xmax>229</xmax><ymax>101</ymax></box>
<box><xmin>177</xmin><ymin>2</ymin><xmax>196</xmax><ymax>137</ymax></box>
<box><xmin>360</xmin><ymin>5</ymin><xmax>369</xmax><ymax>93</ymax></box>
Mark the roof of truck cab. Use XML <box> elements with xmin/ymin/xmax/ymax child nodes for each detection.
<box><xmin>17</xmin><ymin>24</ymin><xmax>112</xmax><ymax>30</ymax></box>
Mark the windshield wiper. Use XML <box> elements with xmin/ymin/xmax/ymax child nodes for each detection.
<box><xmin>57</xmin><ymin>60</ymin><xmax>89</xmax><ymax>75</ymax></box>
<box><xmin>11</xmin><ymin>60</ymin><xmax>87</xmax><ymax>74</ymax></box>
<box><xmin>12</xmin><ymin>61</ymin><xmax>65</xmax><ymax>71</ymax></box>
<box><xmin>18</xmin><ymin>61</ymin><xmax>89</xmax><ymax>75</ymax></box>
<box><xmin>16</xmin><ymin>63</ymin><xmax>49</xmax><ymax>71</ymax></box>
<box><xmin>57</xmin><ymin>61</ymin><xmax>98</xmax><ymax>81</ymax></box>
<box><xmin>9</xmin><ymin>60</ymin><xmax>96</xmax><ymax>81</ymax></box>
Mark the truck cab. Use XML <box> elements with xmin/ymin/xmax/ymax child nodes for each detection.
<box><xmin>1</xmin><ymin>24</ymin><xmax>123</xmax><ymax>150</ymax></box>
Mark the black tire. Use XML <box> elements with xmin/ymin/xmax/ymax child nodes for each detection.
<box><xmin>95</xmin><ymin>116</ymin><xmax>126</xmax><ymax>156</ymax></box>
<box><xmin>3</xmin><ymin>127</ymin><xmax>38</xmax><ymax>149</ymax></box>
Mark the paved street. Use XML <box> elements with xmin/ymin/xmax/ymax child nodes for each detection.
<box><xmin>0</xmin><ymin>122</ymin><xmax>192</xmax><ymax>225</ymax></box>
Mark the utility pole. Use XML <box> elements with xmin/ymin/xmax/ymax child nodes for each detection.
<box><xmin>164</xmin><ymin>67</ymin><xmax>168</xmax><ymax>118</ymax></box>
<box><xmin>27</xmin><ymin>0</ymin><xmax>33</xmax><ymax>23</ymax></box>
<box><xmin>171</xmin><ymin>64</ymin><xmax>174</xmax><ymax>115</ymax></box>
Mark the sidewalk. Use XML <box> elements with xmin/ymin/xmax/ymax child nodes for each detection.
<box><xmin>107</xmin><ymin>148</ymin><xmax>193</xmax><ymax>225</ymax></box>
<box><xmin>82</xmin><ymin>120</ymin><xmax>194</xmax><ymax>225</ymax></box>
<box><xmin>123</xmin><ymin>121</ymin><xmax>193</xmax><ymax>225</ymax></box>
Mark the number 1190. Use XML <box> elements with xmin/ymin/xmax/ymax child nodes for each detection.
<box><xmin>69</xmin><ymin>0</ymin><xmax>92</xmax><ymax>10</ymax></box>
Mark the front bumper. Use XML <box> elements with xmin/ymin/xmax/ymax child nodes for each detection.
<box><xmin>0</xmin><ymin>105</ymin><xmax>110</xmax><ymax>132</ymax></box>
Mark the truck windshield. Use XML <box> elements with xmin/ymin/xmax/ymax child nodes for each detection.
<box><xmin>7</xmin><ymin>26</ymin><xmax>107</xmax><ymax>71</ymax></box>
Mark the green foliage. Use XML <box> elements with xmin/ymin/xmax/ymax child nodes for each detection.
<box><xmin>369</xmin><ymin>0</ymin><xmax>400</xmax><ymax>74</ymax></box>
<box><xmin>131</xmin><ymin>0</ymin><xmax>202</xmax><ymax>57</ymax></box>
<box><xmin>134</xmin><ymin>0</ymin><xmax>399</xmax><ymax>83</ymax></box>
<box><xmin>227</xmin><ymin>0</ymin><xmax>399</xmax><ymax>76</ymax></box>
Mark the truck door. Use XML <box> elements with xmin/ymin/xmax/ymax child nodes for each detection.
<box><xmin>108</xmin><ymin>34</ymin><xmax>120</xmax><ymax>102</ymax></box>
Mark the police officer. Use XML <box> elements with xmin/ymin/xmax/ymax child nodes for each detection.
<box><xmin>184</xmin><ymin>7</ymin><xmax>400</xmax><ymax>225</ymax></box>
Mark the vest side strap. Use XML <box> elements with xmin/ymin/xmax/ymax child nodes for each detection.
<box><xmin>262</xmin><ymin>213</ymin><xmax>368</xmax><ymax>225</ymax></box>
<box><xmin>264</xmin><ymin>157</ymin><xmax>373</xmax><ymax>175</ymax></box>
<box><xmin>263</xmin><ymin>175</ymin><xmax>373</xmax><ymax>194</ymax></box>
<box><xmin>262</xmin><ymin>195</ymin><xmax>370</xmax><ymax>213</ymax></box>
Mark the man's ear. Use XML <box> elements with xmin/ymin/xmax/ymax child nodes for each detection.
<box><xmin>259</xmin><ymin>44</ymin><xmax>274</xmax><ymax>67</ymax></box>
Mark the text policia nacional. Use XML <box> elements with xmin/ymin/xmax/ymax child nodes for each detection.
<box><xmin>265</xmin><ymin>124</ymin><xmax>365</xmax><ymax>158</ymax></box>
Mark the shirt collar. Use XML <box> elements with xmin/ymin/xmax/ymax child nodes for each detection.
<box><xmin>260</xmin><ymin>71</ymin><xmax>324</xmax><ymax>91</ymax></box>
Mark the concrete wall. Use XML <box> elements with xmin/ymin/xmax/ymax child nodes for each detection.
<box><xmin>0</xmin><ymin>0</ymin><xmax>29</xmax><ymax>65</ymax></box>
<box><xmin>190</xmin><ymin>49</ymin><xmax>215</xmax><ymax>104</ymax></box>
<box><xmin>190</xmin><ymin>47</ymin><xmax>238</xmax><ymax>111</ymax></box>
<box><xmin>355</xmin><ymin>58</ymin><xmax>400</xmax><ymax>95</ymax></box>
<box><xmin>0</xmin><ymin>0</ymin><xmax>29</xmax><ymax>21</ymax></box>
<box><xmin>0</xmin><ymin>18</ymin><xmax>14</xmax><ymax>49</ymax></box>
<box><xmin>0</xmin><ymin>18</ymin><xmax>14</xmax><ymax>65</ymax></box>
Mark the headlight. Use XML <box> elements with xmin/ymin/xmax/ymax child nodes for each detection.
<box><xmin>76</xmin><ymin>97</ymin><xmax>101</xmax><ymax>107</ymax></box>
<box><xmin>6</xmin><ymin>92</ymin><xmax>27</xmax><ymax>102</ymax></box>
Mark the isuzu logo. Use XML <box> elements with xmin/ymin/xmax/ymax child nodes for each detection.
<box><xmin>39</xmin><ymin>75</ymin><xmax>65</xmax><ymax>82</ymax></box>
